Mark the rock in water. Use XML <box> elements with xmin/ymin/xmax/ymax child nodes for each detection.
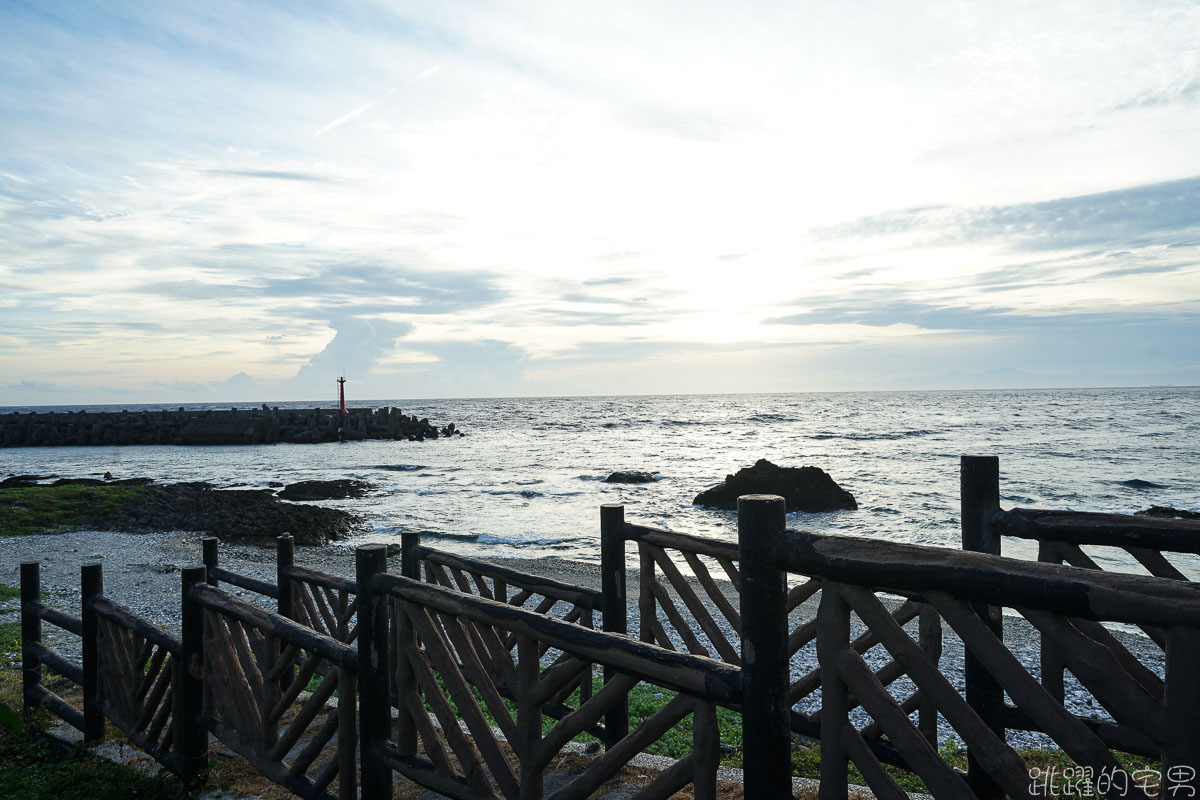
<box><xmin>1137</xmin><ymin>506</ymin><xmax>1200</xmax><ymax>521</ymax></box>
<box><xmin>277</xmin><ymin>479</ymin><xmax>372</xmax><ymax>501</ymax></box>
<box><xmin>604</xmin><ymin>471</ymin><xmax>657</xmax><ymax>484</ymax></box>
<box><xmin>693</xmin><ymin>459</ymin><xmax>857</xmax><ymax>512</ymax></box>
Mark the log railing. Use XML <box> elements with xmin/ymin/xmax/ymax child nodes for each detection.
<box><xmin>960</xmin><ymin>455</ymin><xmax>1200</xmax><ymax>795</ymax></box>
<box><xmin>20</xmin><ymin>561</ymin><xmax>87</xmax><ymax>734</ymax></box>
<box><xmin>737</xmin><ymin>493</ymin><xmax>1200</xmax><ymax>799</ymax></box>
<box><xmin>356</xmin><ymin>545</ymin><xmax>737</xmax><ymax>800</ymax></box>
<box><xmin>604</xmin><ymin>504</ymin><xmax>941</xmax><ymax>771</ymax></box>
<box><xmin>186</xmin><ymin>568</ymin><xmax>359</xmax><ymax>800</ymax></box>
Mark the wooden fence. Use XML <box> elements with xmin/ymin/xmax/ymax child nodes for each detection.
<box><xmin>19</xmin><ymin>454</ymin><xmax>1200</xmax><ymax>799</ymax></box>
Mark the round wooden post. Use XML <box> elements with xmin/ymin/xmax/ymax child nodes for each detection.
<box><xmin>356</xmin><ymin>545</ymin><xmax>392</xmax><ymax>798</ymax></box>
<box><xmin>276</xmin><ymin>534</ymin><xmax>294</xmax><ymax>619</ymax></box>
<box><xmin>20</xmin><ymin>562</ymin><xmax>42</xmax><ymax>713</ymax></box>
<box><xmin>738</xmin><ymin>494</ymin><xmax>790</xmax><ymax>799</ymax></box>
<box><xmin>599</xmin><ymin>504</ymin><xmax>629</xmax><ymax>749</ymax></box>
<box><xmin>396</xmin><ymin>532</ymin><xmax>419</xmax><ymax>756</ymax></box>
<box><xmin>961</xmin><ymin>455</ymin><xmax>1004</xmax><ymax>799</ymax></box>
<box><xmin>276</xmin><ymin>534</ymin><xmax>295</xmax><ymax>693</ymax></box>
<box><xmin>400</xmin><ymin>531</ymin><xmax>420</xmax><ymax>580</ymax></box>
<box><xmin>81</xmin><ymin>563</ymin><xmax>105</xmax><ymax>742</ymax></box>
<box><xmin>176</xmin><ymin>566</ymin><xmax>209</xmax><ymax>782</ymax></box>
<box><xmin>202</xmin><ymin>537</ymin><xmax>219</xmax><ymax>587</ymax></box>
<box><xmin>1164</xmin><ymin>625</ymin><xmax>1200</xmax><ymax>794</ymax></box>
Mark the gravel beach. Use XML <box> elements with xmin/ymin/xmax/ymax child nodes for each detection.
<box><xmin>1</xmin><ymin>528</ymin><xmax>1164</xmax><ymax>752</ymax></box>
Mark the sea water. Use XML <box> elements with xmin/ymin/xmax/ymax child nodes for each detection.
<box><xmin>2</xmin><ymin>388</ymin><xmax>1198</xmax><ymax>571</ymax></box>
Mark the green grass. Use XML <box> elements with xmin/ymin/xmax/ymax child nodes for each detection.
<box><xmin>0</xmin><ymin>622</ymin><xmax>21</xmax><ymax>658</ymax></box>
<box><xmin>0</xmin><ymin>721</ymin><xmax>189</xmax><ymax>800</ymax></box>
<box><xmin>0</xmin><ymin>484</ymin><xmax>146</xmax><ymax>537</ymax></box>
<box><xmin>0</xmin><ymin>584</ymin><xmax>20</xmax><ymax>602</ymax></box>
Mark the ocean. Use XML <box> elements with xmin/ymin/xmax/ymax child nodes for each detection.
<box><xmin>2</xmin><ymin>387</ymin><xmax>1198</xmax><ymax>571</ymax></box>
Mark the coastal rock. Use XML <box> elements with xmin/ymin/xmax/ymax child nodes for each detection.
<box><xmin>1136</xmin><ymin>506</ymin><xmax>1200</xmax><ymax>521</ymax></box>
<box><xmin>693</xmin><ymin>459</ymin><xmax>857</xmax><ymax>512</ymax></box>
<box><xmin>99</xmin><ymin>483</ymin><xmax>362</xmax><ymax>545</ymax></box>
<box><xmin>0</xmin><ymin>474</ymin><xmax>56</xmax><ymax>488</ymax></box>
<box><xmin>604</xmin><ymin>471</ymin><xmax>657</xmax><ymax>484</ymax></box>
<box><xmin>277</xmin><ymin>479</ymin><xmax>372</xmax><ymax>501</ymax></box>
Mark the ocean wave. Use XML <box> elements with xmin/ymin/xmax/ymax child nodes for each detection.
<box><xmin>749</xmin><ymin>413</ymin><xmax>800</xmax><ymax>423</ymax></box>
<box><xmin>483</xmin><ymin>488</ymin><xmax>544</xmax><ymax>498</ymax></box>
<box><xmin>476</xmin><ymin>533</ymin><xmax>568</xmax><ymax>547</ymax></box>
<box><xmin>810</xmin><ymin>429</ymin><xmax>938</xmax><ymax>441</ymax></box>
<box><xmin>417</xmin><ymin>488</ymin><xmax>445</xmax><ymax>495</ymax></box>
<box><xmin>373</xmin><ymin>464</ymin><xmax>428</xmax><ymax>471</ymax></box>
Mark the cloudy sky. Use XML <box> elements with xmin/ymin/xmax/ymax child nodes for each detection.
<box><xmin>2</xmin><ymin>1</ymin><xmax>1198</xmax><ymax>405</ymax></box>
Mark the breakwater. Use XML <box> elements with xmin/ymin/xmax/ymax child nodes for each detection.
<box><xmin>0</xmin><ymin>406</ymin><xmax>462</xmax><ymax>447</ymax></box>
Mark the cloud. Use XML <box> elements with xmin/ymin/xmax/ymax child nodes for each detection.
<box><xmin>202</xmin><ymin>169</ymin><xmax>333</xmax><ymax>183</ymax></box>
<box><xmin>291</xmin><ymin>316</ymin><xmax>413</xmax><ymax>390</ymax></box>
<box><xmin>5</xmin><ymin>380</ymin><xmax>68</xmax><ymax>393</ymax></box>
<box><xmin>314</xmin><ymin>87</ymin><xmax>399</xmax><ymax>137</ymax></box>
<box><xmin>134</xmin><ymin>262</ymin><xmax>506</xmax><ymax>315</ymax></box>
<box><xmin>764</xmin><ymin>301</ymin><xmax>1199</xmax><ymax>332</ymax></box>
<box><xmin>817</xmin><ymin>177</ymin><xmax>1200</xmax><ymax>252</ymax></box>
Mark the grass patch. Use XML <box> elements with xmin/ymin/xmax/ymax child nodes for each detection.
<box><xmin>0</xmin><ymin>584</ymin><xmax>20</xmax><ymax>602</ymax></box>
<box><xmin>0</xmin><ymin>622</ymin><xmax>21</xmax><ymax>659</ymax></box>
<box><xmin>0</xmin><ymin>484</ymin><xmax>146</xmax><ymax>537</ymax></box>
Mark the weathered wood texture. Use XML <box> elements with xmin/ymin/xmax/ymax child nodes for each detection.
<box><xmin>624</xmin><ymin>505</ymin><xmax>935</xmax><ymax>774</ymax></box>
<box><xmin>966</xmin><ymin>453</ymin><xmax>1200</xmax><ymax>769</ymax></box>
<box><xmin>373</xmin><ymin>570</ymin><xmax>730</xmax><ymax>800</ymax></box>
<box><xmin>194</xmin><ymin>577</ymin><xmax>358</xmax><ymax>800</ymax></box>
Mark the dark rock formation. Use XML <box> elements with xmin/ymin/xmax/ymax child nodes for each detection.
<box><xmin>604</xmin><ymin>471</ymin><xmax>657</xmax><ymax>484</ymax></box>
<box><xmin>97</xmin><ymin>483</ymin><xmax>362</xmax><ymax>545</ymax></box>
<box><xmin>693</xmin><ymin>459</ymin><xmax>857</xmax><ymax>512</ymax></box>
<box><xmin>277</xmin><ymin>479</ymin><xmax>373</xmax><ymax>501</ymax></box>
<box><xmin>0</xmin><ymin>406</ymin><xmax>463</xmax><ymax>447</ymax></box>
<box><xmin>1137</xmin><ymin>506</ymin><xmax>1200</xmax><ymax>521</ymax></box>
<box><xmin>0</xmin><ymin>474</ymin><xmax>56</xmax><ymax>489</ymax></box>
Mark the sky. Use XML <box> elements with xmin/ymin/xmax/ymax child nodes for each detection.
<box><xmin>1</xmin><ymin>0</ymin><xmax>1198</xmax><ymax>405</ymax></box>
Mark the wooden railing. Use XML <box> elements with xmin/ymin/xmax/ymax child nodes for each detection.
<box><xmin>604</xmin><ymin>504</ymin><xmax>941</xmax><ymax>772</ymax></box>
<box><xmin>187</xmin><ymin>569</ymin><xmax>358</xmax><ymax>800</ymax></box>
<box><xmin>960</xmin><ymin>454</ymin><xmax>1200</xmax><ymax>796</ymax></box>
<box><xmin>736</xmin><ymin>493</ymin><xmax>1200</xmax><ymax>799</ymax></box>
<box><xmin>18</xmin><ymin>457</ymin><xmax>1200</xmax><ymax>800</ymax></box>
<box><xmin>357</xmin><ymin>547</ymin><xmax>738</xmax><ymax>799</ymax></box>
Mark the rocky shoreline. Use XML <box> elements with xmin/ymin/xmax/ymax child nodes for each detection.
<box><xmin>0</xmin><ymin>476</ymin><xmax>366</xmax><ymax>544</ymax></box>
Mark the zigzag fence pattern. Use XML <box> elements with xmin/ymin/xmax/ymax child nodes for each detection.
<box><xmin>17</xmin><ymin>454</ymin><xmax>1200</xmax><ymax>799</ymax></box>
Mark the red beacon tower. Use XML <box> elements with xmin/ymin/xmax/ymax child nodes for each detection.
<box><xmin>337</xmin><ymin>376</ymin><xmax>349</xmax><ymax>416</ymax></box>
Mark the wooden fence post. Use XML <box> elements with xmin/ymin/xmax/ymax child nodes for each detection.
<box><xmin>202</xmin><ymin>537</ymin><xmax>219</xmax><ymax>587</ymax></box>
<box><xmin>395</xmin><ymin>531</ymin><xmax>419</xmax><ymax>756</ymax></box>
<box><xmin>1164</xmin><ymin>624</ymin><xmax>1200</xmax><ymax>796</ymax></box>
<box><xmin>917</xmin><ymin>605</ymin><xmax>942</xmax><ymax>747</ymax></box>
<box><xmin>738</xmin><ymin>494</ymin><xmax>791</xmax><ymax>799</ymax></box>
<box><xmin>276</xmin><ymin>534</ymin><xmax>294</xmax><ymax>694</ymax></box>
<box><xmin>20</xmin><ymin>562</ymin><xmax>41</xmax><ymax>713</ymax></box>
<box><xmin>81</xmin><ymin>563</ymin><xmax>104</xmax><ymax>742</ymax></box>
<box><xmin>961</xmin><ymin>454</ymin><xmax>1004</xmax><ymax>800</ymax></box>
<box><xmin>356</xmin><ymin>545</ymin><xmax>392</xmax><ymax>800</ymax></box>
<box><xmin>177</xmin><ymin>566</ymin><xmax>208</xmax><ymax>782</ymax></box>
<box><xmin>400</xmin><ymin>531</ymin><xmax>419</xmax><ymax>581</ymax></box>
<box><xmin>817</xmin><ymin>583</ymin><xmax>850</xmax><ymax>800</ymax></box>
<box><xmin>600</xmin><ymin>504</ymin><xmax>629</xmax><ymax>750</ymax></box>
